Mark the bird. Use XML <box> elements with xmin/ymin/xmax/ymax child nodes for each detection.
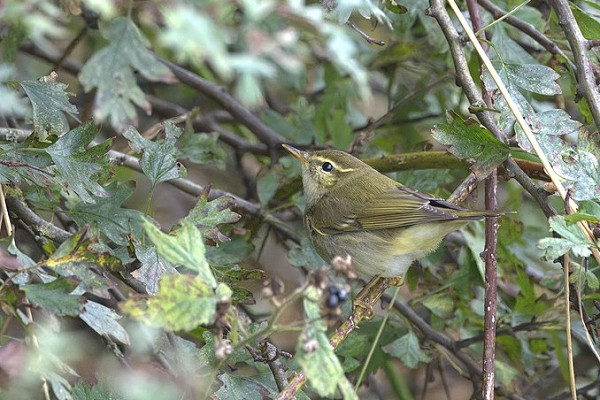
<box><xmin>283</xmin><ymin>144</ymin><xmax>497</xmax><ymax>279</ymax></box>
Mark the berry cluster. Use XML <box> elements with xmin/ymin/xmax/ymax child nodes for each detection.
<box><xmin>324</xmin><ymin>284</ymin><xmax>349</xmax><ymax>308</ymax></box>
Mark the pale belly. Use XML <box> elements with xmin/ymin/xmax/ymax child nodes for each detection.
<box><xmin>311</xmin><ymin>221</ymin><xmax>469</xmax><ymax>278</ymax></box>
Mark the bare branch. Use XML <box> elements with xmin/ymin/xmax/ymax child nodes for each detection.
<box><xmin>6</xmin><ymin>197</ymin><xmax>71</xmax><ymax>243</ymax></box>
<box><xmin>161</xmin><ymin>59</ymin><xmax>286</xmax><ymax>149</ymax></box>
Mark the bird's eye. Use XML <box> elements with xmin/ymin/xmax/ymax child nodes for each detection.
<box><xmin>321</xmin><ymin>162</ymin><xmax>333</xmax><ymax>172</ymax></box>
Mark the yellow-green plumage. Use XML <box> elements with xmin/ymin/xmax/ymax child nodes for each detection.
<box><xmin>284</xmin><ymin>145</ymin><xmax>494</xmax><ymax>278</ymax></box>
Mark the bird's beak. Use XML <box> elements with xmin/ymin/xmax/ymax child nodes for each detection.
<box><xmin>282</xmin><ymin>144</ymin><xmax>307</xmax><ymax>164</ymax></box>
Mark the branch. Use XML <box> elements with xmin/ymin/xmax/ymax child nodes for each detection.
<box><xmin>549</xmin><ymin>0</ymin><xmax>600</xmax><ymax>130</ymax></box>
<box><xmin>160</xmin><ymin>59</ymin><xmax>286</xmax><ymax>149</ymax></box>
<box><xmin>6</xmin><ymin>197</ymin><xmax>71</xmax><ymax>243</ymax></box>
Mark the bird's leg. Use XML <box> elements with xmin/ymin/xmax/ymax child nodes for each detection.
<box><xmin>352</xmin><ymin>276</ymin><xmax>388</xmax><ymax>320</ymax></box>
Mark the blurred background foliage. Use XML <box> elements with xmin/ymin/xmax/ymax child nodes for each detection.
<box><xmin>0</xmin><ymin>0</ymin><xmax>599</xmax><ymax>399</ymax></box>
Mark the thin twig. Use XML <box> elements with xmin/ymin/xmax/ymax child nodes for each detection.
<box><xmin>482</xmin><ymin>171</ymin><xmax>499</xmax><ymax>400</ymax></box>
<box><xmin>160</xmin><ymin>59</ymin><xmax>286</xmax><ymax>149</ymax></box>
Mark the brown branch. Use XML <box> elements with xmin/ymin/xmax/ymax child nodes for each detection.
<box><xmin>146</xmin><ymin>95</ymin><xmax>269</xmax><ymax>154</ymax></box>
<box><xmin>160</xmin><ymin>59</ymin><xmax>286</xmax><ymax>149</ymax></box>
<box><xmin>6</xmin><ymin>197</ymin><xmax>71</xmax><ymax>243</ymax></box>
<box><xmin>466</xmin><ymin>0</ymin><xmax>498</xmax><ymax>397</ymax></box>
<box><xmin>549</xmin><ymin>0</ymin><xmax>600</xmax><ymax>130</ymax></box>
<box><xmin>482</xmin><ymin>171</ymin><xmax>499</xmax><ymax>400</ymax></box>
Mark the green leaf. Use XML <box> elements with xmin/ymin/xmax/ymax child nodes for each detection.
<box><xmin>384</xmin><ymin>1</ymin><xmax>408</xmax><ymax>14</ymax></box>
<box><xmin>295</xmin><ymin>286</ymin><xmax>356</xmax><ymax>398</ymax></box>
<box><xmin>538</xmin><ymin>216</ymin><xmax>592</xmax><ymax>260</ymax></box>
<box><xmin>80</xmin><ymin>300</ymin><xmax>130</xmax><ymax>345</ymax></box>
<box><xmin>206</xmin><ymin>234</ymin><xmax>254</xmax><ymax>267</ymax></box>
<box><xmin>214</xmin><ymin>373</ymin><xmax>294</xmax><ymax>400</ymax></box>
<box><xmin>121</xmin><ymin>274</ymin><xmax>224</xmax><ymax>331</ymax></box>
<box><xmin>72</xmin><ymin>380</ymin><xmax>117</xmax><ymax>400</ymax></box>
<box><xmin>0</xmin><ymin>64</ymin><xmax>29</xmax><ymax>117</ymax></box>
<box><xmin>20</xmin><ymin>77</ymin><xmax>78</xmax><ymax>138</ymax></box>
<box><xmin>143</xmin><ymin>219</ymin><xmax>216</xmax><ymax>287</ymax></box>
<box><xmin>503</xmin><ymin>64</ymin><xmax>561</xmax><ymax>96</ymax></box>
<box><xmin>131</xmin><ymin>243</ymin><xmax>177</xmax><ymax>295</ymax></box>
<box><xmin>21</xmin><ymin>277</ymin><xmax>84</xmax><ymax>316</ymax></box>
<box><xmin>287</xmin><ymin>237</ymin><xmax>326</xmax><ymax>270</ymax></box>
<box><xmin>160</xmin><ymin>5</ymin><xmax>232</xmax><ymax>78</ymax></box>
<box><xmin>182</xmin><ymin>190</ymin><xmax>241</xmax><ymax>242</ymax></box>
<box><xmin>79</xmin><ymin>17</ymin><xmax>175</xmax><ymax>130</ymax></box>
<box><xmin>123</xmin><ymin>123</ymin><xmax>187</xmax><ymax>186</ymax></box>
<box><xmin>257</xmin><ymin>169</ymin><xmax>279</xmax><ymax>206</ymax></box>
<box><xmin>328</xmin><ymin>109</ymin><xmax>353</xmax><ymax>149</ymax></box>
<box><xmin>514</xmin><ymin>268</ymin><xmax>548</xmax><ymax>315</ymax></box>
<box><xmin>432</xmin><ymin>113</ymin><xmax>509</xmax><ymax>179</ymax></box>
<box><xmin>570</xmin><ymin>3</ymin><xmax>600</xmax><ymax>39</ymax></box>
<box><xmin>46</xmin><ymin>122</ymin><xmax>112</xmax><ymax>203</ymax></box>
<box><xmin>70</xmin><ymin>182</ymin><xmax>143</xmax><ymax>245</ymax></box>
<box><xmin>383</xmin><ymin>331</ymin><xmax>430</xmax><ymax>368</ymax></box>
<box><xmin>0</xmin><ymin>135</ymin><xmax>55</xmax><ymax>187</ymax></box>
<box><xmin>565</xmin><ymin>200</ymin><xmax>600</xmax><ymax>225</ymax></box>
<box><xmin>177</xmin><ymin>131</ymin><xmax>227</xmax><ymax>168</ymax></box>
<box><xmin>421</xmin><ymin>292</ymin><xmax>454</xmax><ymax>317</ymax></box>
<box><xmin>515</xmin><ymin>109</ymin><xmax>581</xmax><ymax>152</ymax></box>
<box><xmin>490</xmin><ymin>24</ymin><xmax>537</xmax><ymax>64</ymax></box>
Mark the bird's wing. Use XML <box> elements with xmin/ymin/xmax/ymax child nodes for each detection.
<box><xmin>354</xmin><ymin>186</ymin><xmax>469</xmax><ymax>230</ymax></box>
<box><xmin>309</xmin><ymin>185</ymin><xmax>478</xmax><ymax>234</ymax></box>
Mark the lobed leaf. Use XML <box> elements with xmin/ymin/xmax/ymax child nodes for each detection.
<box><xmin>121</xmin><ymin>275</ymin><xmax>229</xmax><ymax>332</ymax></box>
<box><xmin>79</xmin><ymin>17</ymin><xmax>175</xmax><ymax>130</ymax></box>
<box><xmin>123</xmin><ymin>123</ymin><xmax>186</xmax><ymax>186</ymax></box>
<box><xmin>69</xmin><ymin>182</ymin><xmax>143</xmax><ymax>245</ymax></box>
<box><xmin>143</xmin><ymin>219</ymin><xmax>216</xmax><ymax>287</ymax></box>
<box><xmin>46</xmin><ymin>122</ymin><xmax>112</xmax><ymax>203</ymax></box>
<box><xmin>432</xmin><ymin>113</ymin><xmax>509</xmax><ymax>179</ymax></box>
<box><xmin>20</xmin><ymin>77</ymin><xmax>77</xmax><ymax>138</ymax></box>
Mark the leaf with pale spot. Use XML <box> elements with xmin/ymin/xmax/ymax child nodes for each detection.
<box><xmin>182</xmin><ymin>190</ymin><xmax>240</xmax><ymax>241</ymax></box>
<box><xmin>20</xmin><ymin>78</ymin><xmax>77</xmax><ymax>138</ymax></box>
<box><xmin>295</xmin><ymin>286</ymin><xmax>355</xmax><ymax>398</ymax></box>
<box><xmin>121</xmin><ymin>275</ymin><xmax>230</xmax><ymax>331</ymax></box>
<box><xmin>131</xmin><ymin>243</ymin><xmax>177</xmax><ymax>295</ymax></box>
<box><xmin>80</xmin><ymin>300</ymin><xmax>130</xmax><ymax>345</ymax></box>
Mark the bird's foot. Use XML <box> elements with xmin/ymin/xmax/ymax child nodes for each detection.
<box><xmin>351</xmin><ymin>276</ymin><xmax>388</xmax><ymax>322</ymax></box>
